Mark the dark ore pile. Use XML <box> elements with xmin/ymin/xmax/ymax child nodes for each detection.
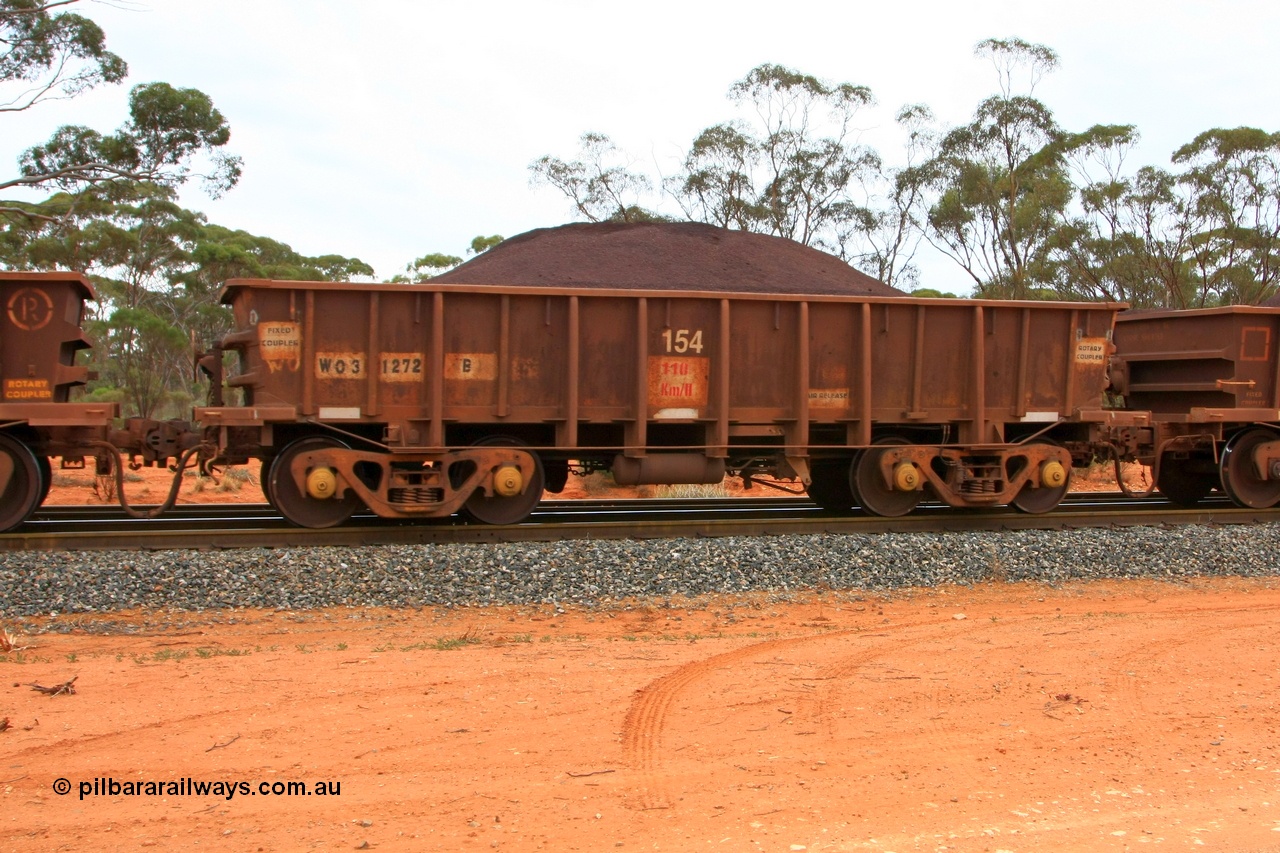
<box><xmin>434</xmin><ymin>222</ymin><xmax>904</xmax><ymax>297</ymax></box>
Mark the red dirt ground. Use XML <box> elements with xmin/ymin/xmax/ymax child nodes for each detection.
<box><xmin>12</xmin><ymin>461</ymin><xmax>1266</xmax><ymax>853</ymax></box>
<box><xmin>4</xmin><ymin>579</ymin><xmax>1279</xmax><ymax>851</ymax></box>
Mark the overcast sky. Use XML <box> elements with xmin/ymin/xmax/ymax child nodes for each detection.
<box><xmin>5</xmin><ymin>0</ymin><xmax>1278</xmax><ymax>293</ymax></box>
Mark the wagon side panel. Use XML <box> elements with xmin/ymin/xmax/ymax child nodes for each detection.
<box><xmin>577</xmin><ymin>296</ymin><xmax>637</xmax><ymax>428</ymax></box>
<box><xmin>806</xmin><ymin>302</ymin><xmax>859</xmax><ymax>435</ymax></box>
<box><xmin>722</xmin><ymin>299</ymin><xmax>798</xmax><ymax>425</ymax></box>
<box><xmin>1114</xmin><ymin>308</ymin><xmax>1280</xmax><ymax>416</ymax></box>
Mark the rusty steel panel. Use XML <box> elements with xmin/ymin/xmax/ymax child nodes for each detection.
<box><xmin>837</xmin><ymin>300</ymin><xmax>1114</xmax><ymax>442</ymax></box>
<box><xmin>0</xmin><ymin>271</ymin><xmax>94</xmax><ymax>406</ymax></box>
<box><xmin>215</xmin><ymin>279</ymin><xmax>1122</xmax><ymax>455</ymax></box>
<box><xmin>577</xmin><ymin>296</ymin><xmax>635</xmax><ymax>417</ymax></box>
<box><xmin>1114</xmin><ymin>307</ymin><xmax>1280</xmax><ymax>416</ymax></box>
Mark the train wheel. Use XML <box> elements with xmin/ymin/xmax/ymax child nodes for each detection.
<box><xmin>1011</xmin><ymin>441</ymin><xmax>1071</xmax><ymax>514</ymax></box>
<box><xmin>0</xmin><ymin>434</ymin><xmax>43</xmax><ymax>533</ymax></box>
<box><xmin>1220</xmin><ymin>428</ymin><xmax>1280</xmax><ymax>509</ymax></box>
<box><xmin>461</xmin><ymin>437</ymin><xmax>545</xmax><ymax>525</ymax></box>
<box><xmin>1156</xmin><ymin>454</ymin><xmax>1215</xmax><ymax>507</ymax></box>
<box><xmin>36</xmin><ymin>454</ymin><xmax>52</xmax><ymax>506</ymax></box>
<box><xmin>259</xmin><ymin>457</ymin><xmax>279</xmax><ymax>510</ymax></box>
<box><xmin>852</xmin><ymin>438</ymin><xmax>922</xmax><ymax>517</ymax></box>
<box><xmin>806</xmin><ymin>460</ymin><xmax>857</xmax><ymax>511</ymax></box>
<box><xmin>268</xmin><ymin>436</ymin><xmax>365</xmax><ymax>528</ymax></box>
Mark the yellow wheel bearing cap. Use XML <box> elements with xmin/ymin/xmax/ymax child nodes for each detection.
<box><xmin>306</xmin><ymin>467</ymin><xmax>337</xmax><ymax>500</ymax></box>
<box><xmin>893</xmin><ymin>462</ymin><xmax>921</xmax><ymax>492</ymax></box>
<box><xmin>494</xmin><ymin>465</ymin><xmax>524</xmax><ymax>497</ymax></box>
<box><xmin>1041</xmin><ymin>461</ymin><xmax>1067</xmax><ymax>489</ymax></box>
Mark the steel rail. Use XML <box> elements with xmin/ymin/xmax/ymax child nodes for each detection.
<box><xmin>2</xmin><ymin>494</ymin><xmax>1276</xmax><ymax>552</ymax></box>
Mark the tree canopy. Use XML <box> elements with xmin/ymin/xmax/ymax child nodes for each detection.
<box><xmin>0</xmin><ymin>1</ymin><xmax>373</xmax><ymax>418</ymax></box>
<box><xmin>1</xmin><ymin>1</ymin><xmax>240</xmax><ymax>226</ymax></box>
<box><xmin>391</xmin><ymin>235</ymin><xmax>506</xmax><ymax>283</ymax></box>
<box><xmin>529</xmin><ymin>132</ymin><xmax>658</xmax><ymax>224</ymax></box>
<box><xmin>529</xmin><ymin>44</ymin><xmax>1279</xmax><ymax>307</ymax></box>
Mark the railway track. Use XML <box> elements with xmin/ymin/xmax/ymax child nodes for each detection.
<box><xmin>4</xmin><ymin>493</ymin><xmax>1278</xmax><ymax>552</ymax></box>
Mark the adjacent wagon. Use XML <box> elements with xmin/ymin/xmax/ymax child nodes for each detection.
<box><xmin>0</xmin><ymin>272</ymin><xmax>201</xmax><ymax>532</ymax></box>
<box><xmin>1112</xmin><ymin>306</ymin><xmax>1280</xmax><ymax>508</ymax></box>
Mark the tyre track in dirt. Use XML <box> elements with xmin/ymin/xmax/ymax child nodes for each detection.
<box><xmin>1107</xmin><ymin>602</ymin><xmax>1280</xmax><ymax>715</ymax></box>
<box><xmin>617</xmin><ymin>601</ymin><xmax>1276</xmax><ymax>817</ymax></box>
<box><xmin>4</xmin><ymin>708</ymin><xmax>241</xmax><ymax>760</ymax></box>
<box><xmin>786</xmin><ymin>615</ymin><xmax>1046</xmax><ymax>808</ymax></box>
<box><xmin>618</xmin><ymin>614</ymin><xmax>1013</xmax><ymax>810</ymax></box>
<box><xmin>620</xmin><ymin>634</ymin><xmax>825</xmax><ymax>809</ymax></box>
<box><xmin>1102</xmin><ymin>602</ymin><xmax>1280</xmax><ymax>788</ymax></box>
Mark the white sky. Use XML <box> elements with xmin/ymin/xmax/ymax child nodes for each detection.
<box><xmin>4</xmin><ymin>0</ymin><xmax>1278</xmax><ymax>293</ymax></box>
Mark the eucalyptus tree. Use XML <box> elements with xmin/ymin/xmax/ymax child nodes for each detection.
<box><xmin>1048</xmin><ymin>127</ymin><xmax>1204</xmax><ymax>309</ymax></box>
<box><xmin>920</xmin><ymin>38</ymin><xmax>1072</xmax><ymax>299</ymax></box>
<box><xmin>1</xmin><ymin>0</ymin><xmax>240</xmax><ymax>230</ymax></box>
<box><xmin>396</xmin><ymin>252</ymin><xmax>463</xmax><ymax>282</ymax></box>
<box><xmin>726</xmin><ymin>63</ymin><xmax>877</xmax><ymax>246</ymax></box>
<box><xmin>1120</xmin><ymin>166</ymin><xmax>1203</xmax><ymax>307</ymax></box>
<box><xmin>1047</xmin><ymin>124</ymin><xmax>1153</xmax><ymax>304</ymax></box>
<box><xmin>1174</xmin><ymin>127</ymin><xmax>1280</xmax><ymax>306</ymax></box>
<box><xmin>665</xmin><ymin>64</ymin><xmax>938</xmax><ymax>288</ymax></box>
<box><xmin>392</xmin><ymin>235</ymin><xmax>507</xmax><ymax>283</ymax></box>
<box><xmin>669</xmin><ymin>64</ymin><xmax>880</xmax><ymax>250</ymax></box>
<box><xmin>1049</xmin><ymin>126</ymin><xmax>1280</xmax><ymax>308</ymax></box>
<box><xmin>0</xmin><ymin>0</ymin><xmax>125</xmax><ymax>112</ymax></box>
<box><xmin>469</xmin><ymin>234</ymin><xmax>504</xmax><ymax>254</ymax></box>
<box><xmin>530</xmin><ymin>65</ymin><xmax>926</xmax><ymax>288</ymax></box>
<box><xmin>841</xmin><ymin>104</ymin><xmax>936</xmax><ymax>290</ymax></box>
<box><xmin>671</xmin><ymin>121</ymin><xmax>760</xmax><ymax>230</ymax></box>
<box><xmin>529</xmin><ymin>132</ymin><xmax>656</xmax><ymax>223</ymax></box>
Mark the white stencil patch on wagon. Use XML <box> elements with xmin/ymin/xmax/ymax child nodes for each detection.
<box><xmin>654</xmin><ymin>408</ymin><xmax>699</xmax><ymax>420</ymax></box>
<box><xmin>1074</xmin><ymin>338</ymin><xmax>1107</xmax><ymax>363</ymax></box>
<box><xmin>315</xmin><ymin>352</ymin><xmax>366</xmax><ymax>378</ymax></box>
<box><xmin>318</xmin><ymin>407</ymin><xmax>361</xmax><ymax>420</ymax></box>
<box><xmin>445</xmin><ymin>353</ymin><xmax>497</xmax><ymax>380</ymax></box>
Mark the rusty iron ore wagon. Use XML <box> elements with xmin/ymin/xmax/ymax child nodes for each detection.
<box><xmin>0</xmin><ymin>272</ymin><xmax>197</xmax><ymax>532</ymax></box>
<box><xmin>193</xmin><ymin>278</ymin><xmax>1143</xmax><ymax>527</ymax></box>
<box><xmin>1112</xmin><ymin>306</ymin><xmax>1280</xmax><ymax>508</ymax></box>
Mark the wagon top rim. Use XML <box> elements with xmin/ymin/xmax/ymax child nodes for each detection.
<box><xmin>217</xmin><ymin>277</ymin><xmax>1129</xmax><ymax>312</ymax></box>
<box><xmin>0</xmin><ymin>270</ymin><xmax>97</xmax><ymax>300</ymax></box>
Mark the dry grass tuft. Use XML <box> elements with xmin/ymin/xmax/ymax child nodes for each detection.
<box><xmin>1</xmin><ymin>627</ymin><xmax>30</xmax><ymax>653</ymax></box>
